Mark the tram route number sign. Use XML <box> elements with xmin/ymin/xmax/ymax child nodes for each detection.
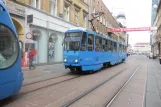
<box><xmin>27</xmin><ymin>14</ymin><xmax>33</xmax><ymax>24</ymax></box>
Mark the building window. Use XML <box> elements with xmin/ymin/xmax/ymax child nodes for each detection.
<box><xmin>64</xmin><ymin>4</ymin><xmax>70</xmax><ymax>21</ymax></box>
<box><xmin>50</xmin><ymin>0</ymin><xmax>57</xmax><ymax>16</ymax></box>
<box><xmin>93</xmin><ymin>8</ymin><xmax>95</xmax><ymax>14</ymax></box>
<box><xmin>32</xmin><ymin>0</ymin><xmax>41</xmax><ymax>9</ymax></box>
<box><xmin>83</xmin><ymin>13</ymin><xmax>87</xmax><ymax>28</ymax></box>
<box><xmin>100</xmin><ymin>16</ymin><xmax>102</xmax><ymax>23</ymax></box>
<box><xmin>74</xmin><ymin>8</ymin><xmax>79</xmax><ymax>26</ymax></box>
<box><xmin>82</xmin><ymin>0</ymin><xmax>88</xmax><ymax>4</ymax></box>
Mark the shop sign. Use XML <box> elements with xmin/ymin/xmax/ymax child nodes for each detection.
<box><xmin>6</xmin><ymin>0</ymin><xmax>25</xmax><ymax>17</ymax></box>
<box><xmin>27</xmin><ymin>14</ymin><xmax>33</xmax><ymax>23</ymax></box>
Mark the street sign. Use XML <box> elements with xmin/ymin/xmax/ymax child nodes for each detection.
<box><xmin>27</xmin><ymin>14</ymin><xmax>33</xmax><ymax>23</ymax></box>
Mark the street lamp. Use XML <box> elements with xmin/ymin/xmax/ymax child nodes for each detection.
<box><xmin>153</xmin><ymin>4</ymin><xmax>158</xmax><ymax>9</ymax></box>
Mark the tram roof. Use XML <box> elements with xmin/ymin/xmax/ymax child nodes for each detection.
<box><xmin>66</xmin><ymin>28</ymin><xmax>118</xmax><ymax>43</ymax></box>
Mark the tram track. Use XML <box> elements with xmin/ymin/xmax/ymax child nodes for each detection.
<box><xmin>105</xmin><ymin>66</ymin><xmax>139</xmax><ymax>107</ymax></box>
<box><xmin>0</xmin><ymin>59</ymin><xmax>135</xmax><ymax>107</ymax></box>
<box><xmin>17</xmin><ymin>74</ymin><xmax>82</xmax><ymax>96</ymax></box>
<box><xmin>61</xmin><ymin>64</ymin><xmax>135</xmax><ymax>107</ymax></box>
<box><xmin>22</xmin><ymin>72</ymin><xmax>71</xmax><ymax>86</ymax></box>
<box><xmin>19</xmin><ymin>62</ymin><xmax>133</xmax><ymax>96</ymax></box>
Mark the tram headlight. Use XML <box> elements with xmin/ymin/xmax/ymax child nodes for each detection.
<box><xmin>75</xmin><ymin>59</ymin><xmax>78</xmax><ymax>63</ymax></box>
<box><xmin>64</xmin><ymin>59</ymin><xmax>67</xmax><ymax>62</ymax></box>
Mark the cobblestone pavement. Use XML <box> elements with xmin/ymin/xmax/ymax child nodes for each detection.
<box><xmin>0</xmin><ymin>56</ymin><xmax>152</xmax><ymax>107</ymax></box>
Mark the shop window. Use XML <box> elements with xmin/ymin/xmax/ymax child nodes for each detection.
<box><xmin>81</xmin><ymin>32</ymin><xmax>87</xmax><ymax>51</ymax></box>
<box><xmin>88</xmin><ymin>34</ymin><xmax>94</xmax><ymax>51</ymax></box>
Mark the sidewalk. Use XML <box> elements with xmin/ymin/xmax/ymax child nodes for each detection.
<box><xmin>145</xmin><ymin>58</ymin><xmax>161</xmax><ymax>107</ymax></box>
<box><xmin>22</xmin><ymin>63</ymin><xmax>70</xmax><ymax>85</ymax></box>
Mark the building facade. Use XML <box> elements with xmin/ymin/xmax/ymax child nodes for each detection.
<box><xmin>7</xmin><ymin>0</ymin><xmax>126</xmax><ymax>67</ymax></box>
<box><xmin>5</xmin><ymin>0</ymin><xmax>25</xmax><ymax>42</ymax></box>
<box><xmin>13</xmin><ymin>0</ymin><xmax>89</xmax><ymax>66</ymax></box>
<box><xmin>151</xmin><ymin>0</ymin><xmax>161</xmax><ymax>56</ymax></box>
<box><xmin>88</xmin><ymin>0</ymin><xmax>126</xmax><ymax>43</ymax></box>
<box><xmin>133</xmin><ymin>43</ymin><xmax>151</xmax><ymax>54</ymax></box>
<box><xmin>151</xmin><ymin>0</ymin><xmax>160</xmax><ymax>25</ymax></box>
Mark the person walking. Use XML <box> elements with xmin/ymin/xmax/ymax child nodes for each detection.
<box><xmin>28</xmin><ymin>48</ymin><xmax>36</xmax><ymax>70</ymax></box>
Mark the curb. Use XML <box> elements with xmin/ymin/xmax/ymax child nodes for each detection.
<box><xmin>22</xmin><ymin>62</ymin><xmax>63</xmax><ymax>70</ymax></box>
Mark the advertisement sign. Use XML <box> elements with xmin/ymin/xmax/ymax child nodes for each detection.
<box><xmin>109</xmin><ymin>27</ymin><xmax>157</xmax><ymax>32</ymax></box>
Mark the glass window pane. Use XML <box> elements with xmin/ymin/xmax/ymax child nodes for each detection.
<box><xmin>0</xmin><ymin>24</ymin><xmax>18</xmax><ymax>69</ymax></box>
<box><xmin>81</xmin><ymin>32</ymin><xmax>87</xmax><ymax>51</ymax></box>
<box><xmin>88</xmin><ymin>34</ymin><xmax>94</xmax><ymax>51</ymax></box>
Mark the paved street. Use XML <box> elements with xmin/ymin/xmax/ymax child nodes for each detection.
<box><xmin>145</xmin><ymin>58</ymin><xmax>161</xmax><ymax>107</ymax></box>
<box><xmin>0</xmin><ymin>56</ymin><xmax>161</xmax><ymax>107</ymax></box>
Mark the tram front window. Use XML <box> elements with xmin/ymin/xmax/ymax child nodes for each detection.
<box><xmin>64</xmin><ymin>32</ymin><xmax>81</xmax><ymax>51</ymax></box>
<box><xmin>0</xmin><ymin>24</ymin><xmax>18</xmax><ymax>69</ymax></box>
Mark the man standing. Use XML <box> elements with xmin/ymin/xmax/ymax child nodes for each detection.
<box><xmin>28</xmin><ymin>48</ymin><xmax>36</xmax><ymax>70</ymax></box>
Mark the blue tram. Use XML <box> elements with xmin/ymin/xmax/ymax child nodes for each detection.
<box><xmin>63</xmin><ymin>27</ymin><xmax>127</xmax><ymax>73</ymax></box>
<box><xmin>0</xmin><ymin>0</ymin><xmax>23</xmax><ymax>100</ymax></box>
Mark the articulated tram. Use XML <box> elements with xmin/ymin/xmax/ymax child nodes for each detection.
<box><xmin>0</xmin><ymin>0</ymin><xmax>23</xmax><ymax>100</ymax></box>
<box><xmin>63</xmin><ymin>27</ymin><xmax>127</xmax><ymax>73</ymax></box>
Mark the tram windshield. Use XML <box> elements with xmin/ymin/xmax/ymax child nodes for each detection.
<box><xmin>64</xmin><ymin>32</ymin><xmax>82</xmax><ymax>51</ymax></box>
<box><xmin>0</xmin><ymin>24</ymin><xmax>18</xmax><ymax>69</ymax></box>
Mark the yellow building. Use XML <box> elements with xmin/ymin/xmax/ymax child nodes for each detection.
<box><xmin>17</xmin><ymin>0</ymin><xmax>89</xmax><ymax>29</ymax></box>
<box><xmin>5</xmin><ymin>0</ymin><xmax>25</xmax><ymax>42</ymax></box>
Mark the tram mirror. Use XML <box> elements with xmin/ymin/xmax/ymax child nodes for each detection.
<box><xmin>19</xmin><ymin>40</ymin><xmax>23</xmax><ymax>58</ymax></box>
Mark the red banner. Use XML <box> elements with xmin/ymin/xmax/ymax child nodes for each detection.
<box><xmin>109</xmin><ymin>27</ymin><xmax>151</xmax><ymax>32</ymax></box>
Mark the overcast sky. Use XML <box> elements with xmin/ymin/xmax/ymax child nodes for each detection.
<box><xmin>103</xmin><ymin>0</ymin><xmax>152</xmax><ymax>45</ymax></box>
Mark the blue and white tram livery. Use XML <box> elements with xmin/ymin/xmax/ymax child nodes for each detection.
<box><xmin>0</xmin><ymin>0</ymin><xmax>23</xmax><ymax>100</ymax></box>
<box><xmin>63</xmin><ymin>27</ymin><xmax>127</xmax><ymax>73</ymax></box>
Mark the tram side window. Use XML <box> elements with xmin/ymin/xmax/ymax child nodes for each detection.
<box><xmin>105</xmin><ymin>39</ymin><xmax>108</xmax><ymax>52</ymax></box>
<box><xmin>102</xmin><ymin>39</ymin><xmax>106</xmax><ymax>51</ymax></box>
<box><xmin>120</xmin><ymin>44</ymin><xmax>123</xmax><ymax>53</ymax></box>
<box><xmin>111</xmin><ymin>42</ymin><xmax>114</xmax><ymax>52</ymax></box>
<box><xmin>88</xmin><ymin>34</ymin><xmax>94</xmax><ymax>51</ymax></box>
<box><xmin>95</xmin><ymin>37</ymin><xmax>102</xmax><ymax>52</ymax></box>
<box><xmin>107</xmin><ymin>40</ymin><xmax>111</xmax><ymax>52</ymax></box>
<box><xmin>119</xmin><ymin>44</ymin><xmax>121</xmax><ymax>52</ymax></box>
<box><xmin>124</xmin><ymin>46</ymin><xmax>127</xmax><ymax>52</ymax></box>
<box><xmin>81</xmin><ymin>32</ymin><xmax>87</xmax><ymax>51</ymax></box>
<box><xmin>114</xmin><ymin>42</ymin><xmax>117</xmax><ymax>52</ymax></box>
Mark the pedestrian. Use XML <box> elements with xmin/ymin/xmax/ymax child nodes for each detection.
<box><xmin>28</xmin><ymin>48</ymin><xmax>35</xmax><ymax>70</ymax></box>
<box><xmin>159</xmin><ymin>54</ymin><xmax>161</xmax><ymax>64</ymax></box>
